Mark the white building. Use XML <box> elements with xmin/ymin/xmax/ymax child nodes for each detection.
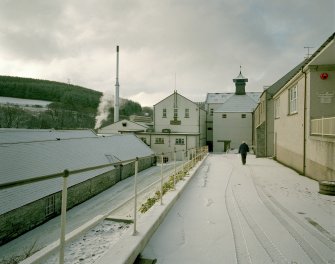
<box><xmin>138</xmin><ymin>91</ymin><xmax>207</xmax><ymax>161</ymax></box>
<box><xmin>205</xmin><ymin>70</ymin><xmax>261</xmax><ymax>152</ymax></box>
<box><xmin>98</xmin><ymin>119</ymin><xmax>149</xmax><ymax>135</ymax></box>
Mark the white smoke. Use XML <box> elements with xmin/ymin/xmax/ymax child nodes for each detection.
<box><xmin>95</xmin><ymin>91</ymin><xmax>114</xmax><ymax>129</ymax></box>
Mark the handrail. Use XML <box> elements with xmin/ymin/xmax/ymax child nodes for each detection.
<box><xmin>0</xmin><ymin>148</ymin><xmax>200</xmax><ymax>190</ymax></box>
<box><xmin>2</xmin><ymin>145</ymin><xmax>208</xmax><ymax>264</ymax></box>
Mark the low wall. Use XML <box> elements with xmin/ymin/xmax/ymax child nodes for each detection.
<box><xmin>306</xmin><ymin>138</ymin><xmax>335</xmax><ymax>181</ymax></box>
<box><xmin>0</xmin><ymin>158</ymin><xmax>154</xmax><ymax>245</ymax></box>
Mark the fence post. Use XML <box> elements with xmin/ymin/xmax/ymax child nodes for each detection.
<box><xmin>173</xmin><ymin>151</ymin><xmax>176</xmax><ymax>189</ymax></box>
<box><xmin>182</xmin><ymin>149</ymin><xmax>185</xmax><ymax>174</ymax></box>
<box><xmin>160</xmin><ymin>153</ymin><xmax>164</xmax><ymax>205</ymax></box>
<box><xmin>193</xmin><ymin>148</ymin><xmax>196</xmax><ymax>167</ymax></box>
<box><xmin>133</xmin><ymin>158</ymin><xmax>139</xmax><ymax>235</ymax></box>
<box><xmin>59</xmin><ymin>169</ymin><xmax>69</xmax><ymax>264</ymax></box>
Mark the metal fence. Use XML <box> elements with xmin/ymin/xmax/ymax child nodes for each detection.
<box><xmin>1</xmin><ymin>146</ymin><xmax>208</xmax><ymax>264</ymax></box>
<box><xmin>310</xmin><ymin>117</ymin><xmax>335</xmax><ymax>137</ymax></box>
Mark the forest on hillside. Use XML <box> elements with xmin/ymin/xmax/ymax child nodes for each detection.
<box><xmin>0</xmin><ymin>76</ymin><xmax>152</xmax><ymax>129</ymax></box>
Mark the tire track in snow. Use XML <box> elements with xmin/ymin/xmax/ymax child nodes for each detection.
<box><xmin>223</xmin><ymin>158</ymin><xmax>252</xmax><ymax>264</ymax></box>
<box><xmin>231</xmin><ymin>184</ymin><xmax>289</xmax><ymax>264</ymax></box>
<box><xmin>252</xmin><ymin>175</ymin><xmax>335</xmax><ymax>251</ymax></box>
<box><xmin>249</xmin><ymin>167</ymin><xmax>329</xmax><ymax>264</ymax></box>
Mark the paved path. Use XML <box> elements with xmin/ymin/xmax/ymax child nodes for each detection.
<box><xmin>141</xmin><ymin>154</ymin><xmax>335</xmax><ymax>264</ymax></box>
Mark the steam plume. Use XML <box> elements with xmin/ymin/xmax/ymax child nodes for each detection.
<box><xmin>95</xmin><ymin>91</ymin><xmax>114</xmax><ymax>129</ymax></box>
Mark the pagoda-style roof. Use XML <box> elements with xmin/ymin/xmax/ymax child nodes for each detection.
<box><xmin>233</xmin><ymin>67</ymin><xmax>248</xmax><ymax>82</ymax></box>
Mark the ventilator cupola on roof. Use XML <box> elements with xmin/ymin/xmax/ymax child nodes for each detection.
<box><xmin>233</xmin><ymin>66</ymin><xmax>248</xmax><ymax>95</ymax></box>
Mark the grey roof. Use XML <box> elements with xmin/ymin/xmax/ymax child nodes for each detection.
<box><xmin>205</xmin><ymin>93</ymin><xmax>234</xmax><ymax>104</ymax></box>
<box><xmin>266</xmin><ymin>60</ymin><xmax>306</xmax><ymax>97</ymax></box>
<box><xmin>215</xmin><ymin>93</ymin><xmax>261</xmax><ymax>113</ymax></box>
<box><xmin>0</xmin><ymin>130</ymin><xmax>154</xmax><ymax>214</ymax></box>
<box><xmin>0</xmin><ymin>129</ymin><xmax>97</xmax><ymax>144</ymax></box>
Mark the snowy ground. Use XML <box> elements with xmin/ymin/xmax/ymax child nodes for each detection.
<box><xmin>142</xmin><ymin>154</ymin><xmax>335</xmax><ymax>264</ymax></box>
<box><xmin>45</xmin><ymin>221</ymin><xmax>130</xmax><ymax>264</ymax></box>
<box><xmin>0</xmin><ymin>162</ymin><xmax>180</xmax><ymax>263</ymax></box>
<box><xmin>1</xmin><ymin>154</ymin><xmax>334</xmax><ymax>264</ymax></box>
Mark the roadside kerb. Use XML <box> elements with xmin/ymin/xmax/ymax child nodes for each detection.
<box><xmin>96</xmin><ymin>153</ymin><xmax>209</xmax><ymax>264</ymax></box>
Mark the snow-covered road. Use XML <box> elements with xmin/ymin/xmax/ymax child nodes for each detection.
<box><xmin>142</xmin><ymin>154</ymin><xmax>335</xmax><ymax>263</ymax></box>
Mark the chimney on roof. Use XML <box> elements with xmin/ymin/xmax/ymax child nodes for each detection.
<box><xmin>233</xmin><ymin>66</ymin><xmax>248</xmax><ymax>95</ymax></box>
<box><xmin>114</xmin><ymin>45</ymin><xmax>120</xmax><ymax>123</ymax></box>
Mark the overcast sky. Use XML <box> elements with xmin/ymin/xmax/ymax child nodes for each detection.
<box><xmin>0</xmin><ymin>0</ymin><xmax>334</xmax><ymax>107</ymax></box>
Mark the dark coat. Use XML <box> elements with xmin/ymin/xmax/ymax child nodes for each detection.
<box><xmin>238</xmin><ymin>143</ymin><xmax>249</xmax><ymax>155</ymax></box>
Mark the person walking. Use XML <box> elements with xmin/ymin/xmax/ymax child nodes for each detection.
<box><xmin>238</xmin><ymin>141</ymin><xmax>249</xmax><ymax>165</ymax></box>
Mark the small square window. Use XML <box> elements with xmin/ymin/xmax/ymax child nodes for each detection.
<box><xmin>174</xmin><ymin>108</ymin><xmax>178</xmax><ymax>118</ymax></box>
<box><xmin>155</xmin><ymin>138</ymin><xmax>164</xmax><ymax>144</ymax></box>
<box><xmin>241</xmin><ymin>114</ymin><xmax>246</xmax><ymax>118</ymax></box>
<box><xmin>185</xmin><ymin>109</ymin><xmax>190</xmax><ymax>118</ymax></box>
<box><xmin>122</xmin><ymin>122</ymin><xmax>127</xmax><ymax>127</ymax></box>
<box><xmin>222</xmin><ymin>114</ymin><xmax>227</xmax><ymax>118</ymax></box>
<box><xmin>175</xmin><ymin>138</ymin><xmax>185</xmax><ymax>145</ymax></box>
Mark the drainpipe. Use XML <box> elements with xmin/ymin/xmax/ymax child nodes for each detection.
<box><xmin>302</xmin><ymin>67</ymin><xmax>307</xmax><ymax>175</ymax></box>
<box><xmin>265</xmin><ymin>97</ymin><xmax>268</xmax><ymax>157</ymax></box>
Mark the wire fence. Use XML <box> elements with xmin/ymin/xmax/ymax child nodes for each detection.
<box><xmin>3</xmin><ymin>145</ymin><xmax>208</xmax><ymax>264</ymax></box>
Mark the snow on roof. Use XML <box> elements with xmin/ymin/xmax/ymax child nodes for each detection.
<box><xmin>0</xmin><ymin>129</ymin><xmax>97</xmax><ymax>144</ymax></box>
<box><xmin>205</xmin><ymin>93</ymin><xmax>234</xmax><ymax>104</ymax></box>
<box><xmin>215</xmin><ymin>93</ymin><xmax>261</xmax><ymax>113</ymax></box>
<box><xmin>0</xmin><ymin>132</ymin><xmax>154</xmax><ymax>214</ymax></box>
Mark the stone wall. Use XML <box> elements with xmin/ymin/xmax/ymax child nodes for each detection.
<box><xmin>256</xmin><ymin>123</ymin><xmax>266</xmax><ymax>157</ymax></box>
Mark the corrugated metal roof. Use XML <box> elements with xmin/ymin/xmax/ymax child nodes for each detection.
<box><xmin>215</xmin><ymin>93</ymin><xmax>261</xmax><ymax>113</ymax></box>
<box><xmin>0</xmin><ymin>131</ymin><xmax>154</xmax><ymax>214</ymax></box>
<box><xmin>0</xmin><ymin>129</ymin><xmax>97</xmax><ymax>144</ymax></box>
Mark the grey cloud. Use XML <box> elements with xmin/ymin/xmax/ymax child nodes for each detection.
<box><xmin>0</xmin><ymin>0</ymin><xmax>334</xmax><ymax>106</ymax></box>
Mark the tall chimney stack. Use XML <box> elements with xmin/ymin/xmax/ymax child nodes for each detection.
<box><xmin>114</xmin><ymin>45</ymin><xmax>120</xmax><ymax>123</ymax></box>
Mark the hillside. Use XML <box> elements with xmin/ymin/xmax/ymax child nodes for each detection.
<box><xmin>0</xmin><ymin>76</ymin><xmax>102</xmax><ymax>112</ymax></box>
<box><xmin>0</xmin><ymin>76</ymin><xmax>149</xmax><ymax>129</ymax></box>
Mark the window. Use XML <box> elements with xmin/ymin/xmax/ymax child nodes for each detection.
<box><xmin>275</xmin><ymin>98</ymin><xmax>280</xmax><ymax>118</ymax></box>
<box><xmin>207</xmin><ymin>127</ymin><xmax>213</xmax><ymax>130</ymax></box>
<box><xmin>241</xmin><ymin>114</ymin><xmax>246</xmax><ymax>118</ymax></box>
<box><xmin>174</xmin><ymin>108</ymin><xmax>178</xmax><ymax>119</ymax></box>
<box><xmin>175</xmin><ymin>138</ymin><xmax>185</xmax><ymax>145</ymax></box>
<box><xmin>289</xmin><ymin>85</ymin><xmax>297</xmax><ymax>114</ymax></box>
<box><xmin>162</xmin><ymin>108</ymin><xmax>167</xmax><ymax>118</ymax></box>
<box><xmin>155</xmin><ymin>138</ymin><xmax>164</xmax><ymax>144</ymax></box>
<box><xmin>185</xmin><ymin>108</ymin><xmax>190</xmax><ymax>118</ymax></box>
<box><xmin>45</xmin><ymin>195</ymin><xmax>55</xmax><ymax>217</ymax></box>
<box><xmin>140</xmin><ymin>137</ymin><xmax>147</xmax><ymax>144</ymax></box>
<box><xmin>122</xmin><ymin>122</ymin><xmax>127</xmax><ymax>127</ymax></box>
<box><xmin>222</xmin><ymin>114</ymin><xmax>227</xmax><ymax>118</ymax></box>
<box><xmin>210</xmin><ymin>108</ymin><xmax>214</xmax><ymax>116</ymax></box>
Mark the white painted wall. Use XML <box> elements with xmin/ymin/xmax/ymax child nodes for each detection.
<box><xmin>154</xmin><ymin>93</ymin><xmax>200</xmax><ymax>133</ymax></box>
<box><xmin>213</xmin><ymin>112</ymin><xmax>253</xmax><ymax>152</ymax></box>
<box><xmin>274</xmin><ymin>75</ymin><xmax>305</xmax><ymax>173</ymax></box>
